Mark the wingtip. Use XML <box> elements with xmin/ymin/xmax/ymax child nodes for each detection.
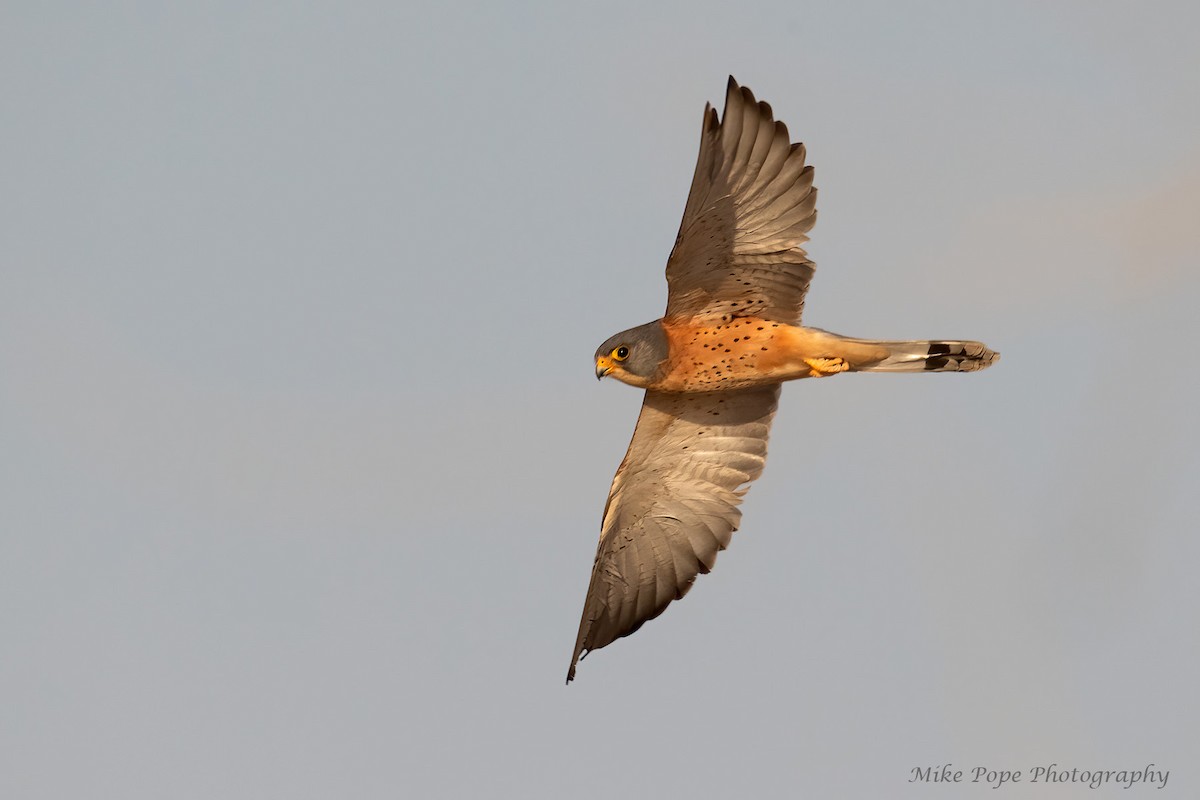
<box><xmin>725</xmin><ymin>75</ymin><xmax>754</xmax><ymax>101</ymax></box>
<box><xmin>566</xmin><ymin>658</ymin><xmax>579</xmax><ymax>684</ymax></box>
<box><xmin>719</xmin><ymin>76</ymin><xmax>763</xmax><ymax>132</ymax></box>
<box><xmin>567</xmin><ymin>645</ymin><xmax>584</xmax><ymax>684</ymax></box>
<box><xmin>720</xmin><ymin>76</ymin><xmax>745</xmax><ymax>128</ymax></box>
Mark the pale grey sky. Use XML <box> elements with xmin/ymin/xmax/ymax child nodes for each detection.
<box><xmin>3</xmin><ymin>2</ymin><xmax>1198</xmax><ymax>798</ymax></box>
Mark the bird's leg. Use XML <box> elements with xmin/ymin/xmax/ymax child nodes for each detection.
<box><xmin>803</xmin><ymin>357</ymin><xmax>848</xmax><ymax>378</ymax></box>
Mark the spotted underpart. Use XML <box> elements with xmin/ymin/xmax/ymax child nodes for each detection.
<box><xmin>649</xmin><ymin>317</ymin><xmax>894</xmax><ymax>391</ymax></box>
<box><xmin>661</xmin><ymin>316</ymin><xmax>786</xmax><ymax>389</ymax></box>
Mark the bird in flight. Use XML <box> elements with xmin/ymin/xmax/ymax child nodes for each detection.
<box><xmin>568</xmin><ymin>77</ymin><xmax>996</xmax><ymax>683</ymax></box>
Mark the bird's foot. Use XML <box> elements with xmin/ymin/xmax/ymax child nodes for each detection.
<box><xmin>804</xmin><ymin>357</ymin><xmax>848</xmax><ymax>378</ymax></box>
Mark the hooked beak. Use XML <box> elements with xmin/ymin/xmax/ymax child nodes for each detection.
<box><xmin>595</xmin><ymin>356</ymin><xmax>614</xmax><ymax>380</ymax></box>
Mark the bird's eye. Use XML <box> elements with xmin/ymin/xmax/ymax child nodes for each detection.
<box><xmin>613</xmin><ymin>346</ymin><xmax>629</xmax><ymax>361</ymax></box>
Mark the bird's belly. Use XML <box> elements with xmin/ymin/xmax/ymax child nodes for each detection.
<box><xmin>656</xmin><ymin>318</ymin><xmax>885</xmax><ymax>392</ymax></box>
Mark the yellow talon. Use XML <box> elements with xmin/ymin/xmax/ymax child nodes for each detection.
<box><xmin>803</xmin><ymin>357</ymin><xmax>848</xmax><ymax>378</ymax></box>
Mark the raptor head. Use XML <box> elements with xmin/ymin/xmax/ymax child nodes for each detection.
<box><xmin>594</xmin><ymin>320</ymin><xmax>669</xmax><ymax>388</ymax></box>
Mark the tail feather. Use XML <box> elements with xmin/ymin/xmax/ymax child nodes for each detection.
<box><xmin>845</xmin><ymin>337</ymin><xmax>998</xmax><ymax>373</ymax></box>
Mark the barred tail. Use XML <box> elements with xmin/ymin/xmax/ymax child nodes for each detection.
<box><xmin>847</xmin><ymin>337</ymin><xmax>999</xmax><ymax>373</ymax></box>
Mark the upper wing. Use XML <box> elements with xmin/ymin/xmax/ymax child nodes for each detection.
<box><xmin>664</xmin><ymin>77</ymin><xmax>818</xmax><ymax>325</ymax></box>
<box><xmin>567</xmin><ymin>385</ymin><xmax>780</xmax><ymax>682</ymax></box>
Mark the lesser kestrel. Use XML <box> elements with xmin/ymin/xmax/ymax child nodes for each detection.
<box><xmin>568</xmin><ymin>77</ymin><xmax>996</xmax><ymax>683</ymax></box>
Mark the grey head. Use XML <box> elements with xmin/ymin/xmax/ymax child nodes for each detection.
<box><xmin>594</xmin><ymin>320</ymin><xmax>669</xmax><ymax>386</ymax></box>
